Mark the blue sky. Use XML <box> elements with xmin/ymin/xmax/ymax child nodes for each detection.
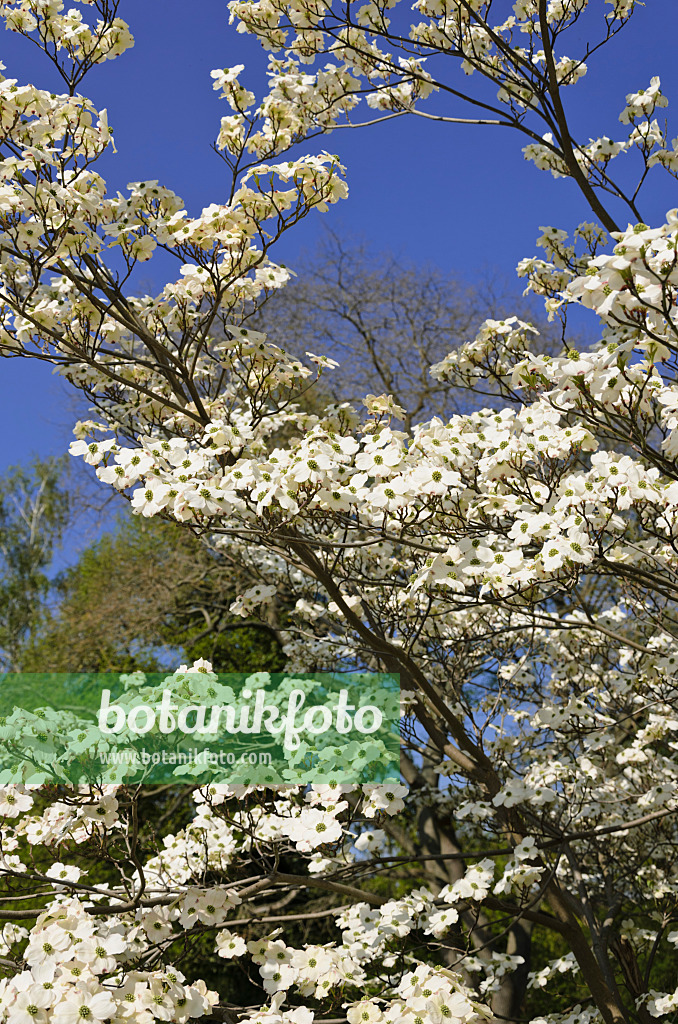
<box><xmin>1</xmin><ymin>0</ymin><xmax>677</xmax><ymax>476</ymax></box>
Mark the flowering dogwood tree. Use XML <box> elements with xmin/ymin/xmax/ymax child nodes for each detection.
<box><xmin>1</xmin><ymin>3</ymin><xmax>678</xmax><ymax>1024</ymax></box>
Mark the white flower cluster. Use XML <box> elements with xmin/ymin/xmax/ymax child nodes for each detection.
<box><xmin>0</xmin><ymin>896</ymin><xmax>216</xmax><ymax>1024</ymax></box>
<box><xmin>4</xmin><ymin>3</ymin><xmax>678</xmax><ymax>1023</ymax></box>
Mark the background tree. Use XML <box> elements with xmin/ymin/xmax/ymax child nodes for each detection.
<box><xmin>0</xmin><ymin>457</ymin><xmax>69</xmax><ymax>671</ymax></box>
<box><xmin>21</xmin><ymin>513</ymin><xmax>286</xmax><ymax>673</ymax></box>
<box><xmin>250</xmin><ymin>231</ymin><xmax>568</xmax><ymax>428</ymax></box>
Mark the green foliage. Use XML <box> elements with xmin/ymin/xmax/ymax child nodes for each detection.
<box><xmin>22</xmin><ymin>512</ymin><xmax>286</xmax><ymax>674</ymax></box>
<box><xmin>0</xmin><ymin>457</ymin><xmax>70</xmax><ymax>671</ymax></box>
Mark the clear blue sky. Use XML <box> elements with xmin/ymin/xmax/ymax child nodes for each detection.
<box><xmin>1</xmin><ymin>0</ymin><xmax>677</xmax><ymax>474</ymax></box>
